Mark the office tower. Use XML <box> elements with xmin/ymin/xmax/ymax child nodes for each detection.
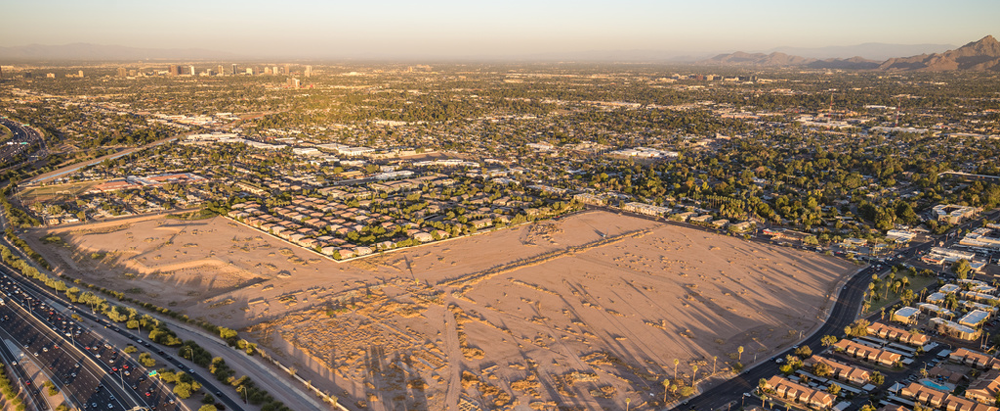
<box><xmin>246</xmin><ymin>68</ymin><xmax>254</xmax><ymax>75</ymax></box>
<box><xmin>190</xmin><ymin>65</ymin><xmax>195</xmax><ymax>76</ymax></box>
<box><xmin>231</xmin><ymin>64</ymin><xmax>237</xmax><ymax>75</ymax></box>
<box><xmin>264</xmin><ymin>67</ymin><xmax>272</xmax><ymax>75</ymax></box>
<box><xmin>272</xmin><ymin>66</ymin><xmax>278</xmax><ymax>75</ymax></box>
<box><xmin>284</xmin><ymin>64</ymin><xmax>291</xmax><ymax>75</ymax></box>
<box><xmin>118</xmin><ymin>67</ymin><xmax>127</xmax><ymax>77</ymax></box>
<box><xmin>217</xmin><ymin>65</ymin><xmax>224</xmax><ymax>76</ymax></box>
<box><xmin>169</xmin><ymin>65</ymin><xmax>179</xmax><ymax>76</ymax></box>
<box><xmin>305</xmin><ymin>66</ymin><xmax>312</xmax><ymax>77</ymax></box>
<box><xmin>78</xmin><ymin>70</ymin><xmax>84</xmax><ymax>77</ymax></box>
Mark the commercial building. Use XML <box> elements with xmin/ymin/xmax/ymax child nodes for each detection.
<box><xmin>763</xmin><ymin>375</ymin><xmax>834</xmax><ymax>410</ymax></box>
<box><xmin>931</xmin><ymin>317</ymin><xmax>981</xmax><ymax>340</ymax></box>
<box><xmin>959</xmin><ymin>309</ymin><xmax>991</xmax><ymax>328</ymax></box>
<box><xmin>891</xmin><ymin>307</ymin><xmax>920</xmax><ymax>325</ymax></box>
<box><xmin>917</xmin><ymin>303</ymin><xmax>955</xmax><ymax>318</ymax></box>
<box><xmin>932</xmin><ymin>204</ymin><xmax>978</xmax><ymax>224</ymax></box>
<box><xmin>921</xmin><ymin>248</ymin><xmax>985</xmax><ymax>272</ymax></box>
<box><xmin>961</xmin><ymin>225</ymin><xmax>1000</xmax><ymax>251</ymax></box>
<box><xmin>885</xmin><ymin>229</ymin><xmax>917</xmax><ymax>243</ymax></box>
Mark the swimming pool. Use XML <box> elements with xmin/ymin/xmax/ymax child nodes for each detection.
<box><xmin>920</xmin><ymin>379</ymin><xmax>952</xmax><ymax>392</ymax></box>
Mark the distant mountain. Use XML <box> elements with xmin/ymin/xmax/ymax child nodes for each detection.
<box><xmin>769</xmin><ymin>43</ymin><xmax>955</xmax><ymax>61</ymax></box>
<box><xmin>0</xmin><ymin>43</ymin><xmax>237</xmax><ymax>61</ymax></box>
<box><xmin>698</xmin><ymin>51</ymin><xmax>815</xmax><ymax>66</ymax></box>
<box><xmin>807</xmin><ymin>57</ymin><xmax>881</xmax><ymax>70</ymax></box>
<box><xmin>879</xmin><ymin>35</ymin><xmax>1000</xmax><ymax>71</ymax></box>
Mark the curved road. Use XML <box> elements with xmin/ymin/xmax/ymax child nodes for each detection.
<box><xmin>677</xmin><ymin>241</ymin><xmax>936</xmax><ymax>411</ymax></box>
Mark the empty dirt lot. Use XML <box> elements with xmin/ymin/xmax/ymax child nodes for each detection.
<box><xmin>28</xmin><ymin>210</ymin><xmax>855</xmax><ymax>411</ymax></box>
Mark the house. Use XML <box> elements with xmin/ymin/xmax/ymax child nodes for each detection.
<box><xmin>832</xmin><ymin>340</ymin><xmax>901</xmax><ymax>366</ymax></box>
<box><xmin>803</xmin><ymin>356</ymin><xmax>871</xmax><ymax>386</ymax></box>
<box><xmin>900</xmin><ymin>382</ymin><xmax>997</xmax><ymax>411</ymax></box>
<box><xmin>412</xmin><ymin>232</ymin><xmax>434</xmax><ymax>243</ymax></box>
<box><xmin>866</xmin><ymin>322</ymin><xmax>929</xmax><ymax>346</ymax></box>
<box><xmin>966</xmin><ymin>370</ymin><xmax>1000</xmax><ymax>405</ymax></box>
<box><xmin>763</xmin><ymin>375</ymin><xmax>834</xmax><ymax>410</ymax></box>
<box><xmin>950</xmin><ymin>348</ymin><xmax>1000</xmax><ymax>370</ymax></box>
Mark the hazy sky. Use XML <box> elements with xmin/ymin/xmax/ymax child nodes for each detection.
<box><xmin>2</xmin><ymin>0</ymin><xmax>997</xmax><ymax>58</ymax></box>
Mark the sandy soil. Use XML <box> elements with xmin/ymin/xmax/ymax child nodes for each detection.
<box><xmin>27</xmin><ymin>210</ymin><xmax>855</xmax><ymax>411</ymax></box>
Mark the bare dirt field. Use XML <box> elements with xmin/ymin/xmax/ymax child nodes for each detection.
<box><xmin>27</xmin><ymin>210</ymin><xmax>856</xmax><ymax>411</ymax></box>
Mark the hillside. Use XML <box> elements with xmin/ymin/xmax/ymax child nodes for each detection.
<box><xmin>879</xmin><ymin>35</ymin><xmax>1000</xmax><ymax>71</ymax></box>
<box><xmin>697</xmin><ymin>35</ymin><xmax>997</xmax><ymax>71</ymax></box>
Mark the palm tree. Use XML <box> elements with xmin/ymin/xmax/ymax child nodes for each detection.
<box><xmin>662</xmin><ymin>379</ymin><xmax>670</xmax><ymax>404</ymax></box>
<box><xmin>737</xmin><ymin>346</ymin><xmax>744</xmax><ymax>363</ymax></box>
<box><xmin>713</xmin><ymin>356</ymin><xmax>718</xmax><ymax>375</ymax></box>
<box><xmin>674</xmin><ymin>358</ymin><xmax>679</xmax><ymax>380</ymax></box>
<box><xmin>692</xmin><ymin>364</ymin><xmax>699</xmax><ymax>385</ymax></box>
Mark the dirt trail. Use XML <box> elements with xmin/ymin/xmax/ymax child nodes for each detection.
<box><xmin>443</xmin><ymin>308</ymin><xmax>462</xmax><ymax>411</ymax></box>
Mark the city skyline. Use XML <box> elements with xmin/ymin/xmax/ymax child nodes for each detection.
<box><xmin>2</xmin><ymin>0</ymin><xmax>998</xmax><ymax>59</ymax></box>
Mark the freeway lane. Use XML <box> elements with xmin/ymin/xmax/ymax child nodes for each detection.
<box><xmin>0</xmin><ymin>269</ymin><xmax>185</xmax><ymax>411</ymax></box>
<box><xmin>0</xmin><ymin>118</ymin><xmax>47</xmax><ymax>170</ymax></box>
<box><xmin>0</xmin><ymin>327</ymin><xmax>45</xmax><ymax>411</ymax></box>
<box><xmin>0</xmin><ymin>262</ymin><xmax>245</xmax><ymax>411</ymax></box>
<box><xmin>0</xmin><ymin>290</ymin><xmax>132</xmax><ymax>410</ymax></box>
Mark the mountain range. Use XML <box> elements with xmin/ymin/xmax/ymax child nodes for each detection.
<box><xmin>699</xmin><ymin>35</ymin><xmax>1000</xmax><ymax>71</ymax></box>
<box><xmin>0</xmin><ymin>37</ymin><xmax>997</xmax><ymax>69</ymax></box>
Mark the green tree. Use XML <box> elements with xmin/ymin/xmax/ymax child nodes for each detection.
<box><xmin>138</xmin><ymin>353</ymin><xmax>156</xmax><ymax>368</ymax></box>
<box><xmin>870</xmin><ymin>371</ymin><xmax>885</xmax><ymax>386</ymax></box>
<box><xmin>952</xmin><ymin>259</ymin><xmax>972</xmax><ymax>279</ymax></box>
<box><xmin>821</xmin><ymin>335</ymin><xmax>838</xmax><ymax>347</ymax></box>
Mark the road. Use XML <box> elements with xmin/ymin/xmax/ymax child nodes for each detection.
<box><xmin>0</xmin><ymin>118</ymin><xmax>47</xmax><ymax>171</ymax></box>
<box><xmin>674</xmin><ymin>236</ymin><xmax>938</xmax><ymax>411</ymax></box>
<box><xmin>0</xmin><ymin>325</ymin><xmax>46</xmax><ymax>411</ymax></box>
<box><xmin>0</xmin><ymin>262</ymin><xmax>247</xmax><ymax>411</ymax></box>
<box><xmin>0</xmin><ymin>274</ymin><xmax>176</xmax><ymax>411</ymax></box>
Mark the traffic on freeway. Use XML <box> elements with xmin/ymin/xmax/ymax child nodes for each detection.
<box><xmin>0</xmin><ymin>118</ymin><xmax>46</xmax><ymax>169</ymax></box>
<box><xmin>0</xmin><ymin>272</ymin><xmax>181</xmax><ymax>410</ymax></box>
<box><xmin>0</xmin><ymin>260</ymin><xmax>245</xmax><ymax>411</ymax></box>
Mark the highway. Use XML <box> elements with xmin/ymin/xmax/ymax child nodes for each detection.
<box><xmin>0</xmin><ymin>118</ymin><xmax>47</xmax><ymax>171</ymax></box>
<box><xmin>0</xmin><ymin>281</ymin><xmax>162</xmax><ymax>411</ymax></box>
<box><xmin>0</xmin><ymin>260</ymin><xmax>245</xmax><ymax>411</ymax></box>
<box><xmin>0</xmin><ymin>323</ymin><xmax>46</xmax><ymax>411</ymax></box>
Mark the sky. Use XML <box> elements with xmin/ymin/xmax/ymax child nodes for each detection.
<box><xmin>2</xmin><ymin>0</ymin><xmax>998</xmax><ymax>59</ymax></box>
